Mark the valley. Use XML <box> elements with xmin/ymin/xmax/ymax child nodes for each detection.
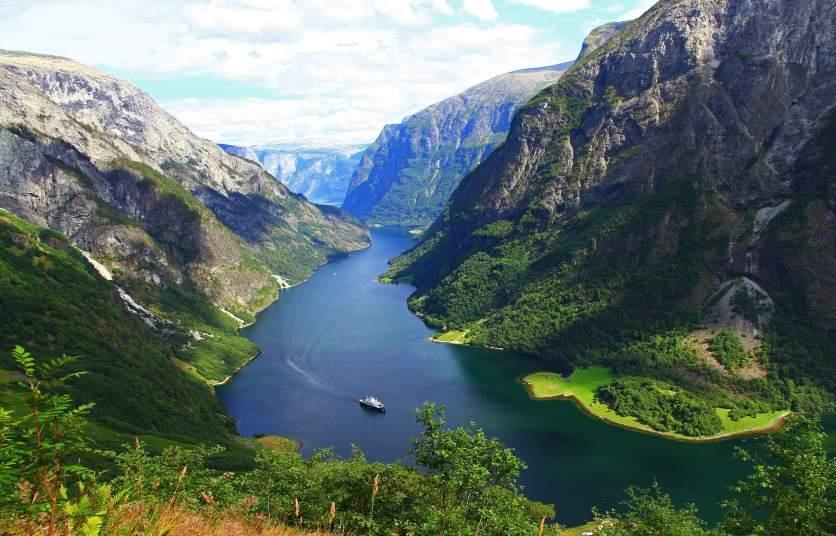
<box><xmin>218</xmin><ymin>230</ymin><xmax>791</xmax><ymax>526</ymax></box>
<box><xmin>0</xmin><ymin>0</ymin><xmax>834</xmax><ymax>533</ymax></box>
<box><xmin>221</xmin><ymin>143</ymin><xmax>365</xmax><ymax>206</ymax></box>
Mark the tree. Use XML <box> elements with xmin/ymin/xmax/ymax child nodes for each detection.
<box><xmin>722</xmin><ymin>414</ymin><xmax>836</xmax><ymax>536</ymax></box>
<box><xmin>0</xmin><ymin>346</ymin><xmax>111</xmax><ymax>535</ymax></box>
<box><xmin>410</xmin><ymin>402</ymin><xmax>551</xmax><ymax>535</ymax></box>
<box><xmin>595</xmin><ymin>483</ymin><xmax>712</xmax><ymax>536</ymax></box>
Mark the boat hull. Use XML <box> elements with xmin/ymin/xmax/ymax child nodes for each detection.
<box><xmin>359</xmin><ymin>400</ymin><xmax>385</xmax><ymax>412</ymax></box>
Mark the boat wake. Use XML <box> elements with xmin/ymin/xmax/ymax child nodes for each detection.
<box><xmin>283</xmin><ymin>317</ymin><xmax>351</xmax><ymax>399</ymax></box>
<box><xmin>285</xmin><ymin>356</ymin><xmax>345</xmax><ymax>398</ymax></box>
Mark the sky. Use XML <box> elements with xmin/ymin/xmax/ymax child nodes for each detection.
<box><xmin>0</xmin><ymin>0</ymin><xmax>656</xmax><ymax>147</ymax></box>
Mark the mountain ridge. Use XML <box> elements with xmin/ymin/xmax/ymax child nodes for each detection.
<box><xmin>0</xmin><ymin>49</ymin><xmax>368</xmax><ymax>442</ymax></box>
<box><xmin>221</xmin><ymin>142</ymin><xmax>366</xmax><ymax>205</ymax></box>
<box><xmin>387</xmin><ymin>0</ymin><xmax>836</xmax><ymax>434</ymax></box>
<box><xmin>341</xmin><ymin>61</ymin><xmax>574</xmax><ymax>228</ymax></box>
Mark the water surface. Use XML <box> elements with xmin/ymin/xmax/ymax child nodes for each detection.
<box><xmin>219</xmin><ymin>231</ymin><xmax>782</xmax><ymax>525</ymax></box>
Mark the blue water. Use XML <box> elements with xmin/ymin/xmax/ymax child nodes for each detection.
<box><xmin>218</xmin><ymin>230</ymin><xmax>788</xmax><ymax>526</ymax></box>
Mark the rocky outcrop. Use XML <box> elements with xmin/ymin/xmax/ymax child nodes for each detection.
<box><xmin>341</xmin><ymin>62</ymin><xmax>573</xmax><ymax>228</ymax></box>
<box><xmin>576</xmin><ymin>21</ymin><xmax>629</xmax><ymax>61</ymax></box>
<box><xmin>221</xmin><ymin>143</ymin><xmax>365</xmax><ymax>206</ymax></box>
<box><xmin>391</xmin><ymin>0</ymin><xmax>836</xmax><ymax>391</ymax></box>
<box><xmin>0</xmin><ymin>50</ymin><xmax>369</xmax><ymax>316</ymax></box>
<box><xmin>0</xmin><ymin>47</ymin><xmax>375</xmax><ymax>410</ymax></box>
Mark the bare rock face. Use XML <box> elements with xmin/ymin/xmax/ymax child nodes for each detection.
<box><xmin>576</xmin><ymin>21</ymin><xmax>629</xmax><ymax>61</ymax></box>
<box><xmin>341</xmin><ymin>62</ymin><xmax>573</xmax><ymax>228</ymax></box>
<box><xmin>0</xmin><ymin>50</ymin><xmax>369</xmax><ymax>316</ymax></box>
<box><xmin>451</xmin><ymin>0</ymin><xmax>836</xmax><ymax>225</ymax></box>
<box><xmin>394</xmin><ymin>0</ymin><xmax>836</xmax><ymax>364</ymax></box>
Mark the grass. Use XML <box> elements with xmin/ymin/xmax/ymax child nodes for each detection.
<box><xmin>378</xmin><ymin>273</ymin><xmax>414</xmax><ymax>284</ymax></box>
<box><xmin>4</xmin><ymin>502</ymin><xmax>329</xmax><ymax>536</ymax></box>
<box><xmin>0</xmin><ymin>210</ymin><xmax>235</xmax><ymax>441</ymax></box>
<box><xmin>234</xmin><ymin>433</ymin><xmax>300</xmax><ymax>454</ymax></box>
<box><xmin>433</xmin><ymin>329</ymin><xmax>470</xmax><ymax>344</ymax></box>
<box><xmin>716</xmin><ymin>408</ymin><xmax>789</xmax><ymax>435</ymax></box>
<box><xmin>253</xmin><ymin>435</ymin><xmax>301</xmax><ymax>453</ymax></box>
<box><xmin>522</xmin><ymin>367</ymin><xmax>788</xmax><ymax>441</ymax></box>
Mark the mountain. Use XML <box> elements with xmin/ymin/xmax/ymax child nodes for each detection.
<box><xmin>576</xmin><ymin>21</ymin><xmax>629</xmax><ymax>61</ymax></box>
<box><xmin>341</xmin><ymin>62</ymin><xmax>574</xmax><ymax>229</ymax></box>
<box><xmin>220</xmin><ymin>143</ymin><xmax>366</xmax><ymax>205</ymax></box>
<box><xmin>0</xmin><ymin>50</ymin><xmax>368</xmax><ymax>443</ymax></box>
<box><xmin>387</xmin><ymin>0</ymin><xmax>836</xmax><ymax>433</ymax></box>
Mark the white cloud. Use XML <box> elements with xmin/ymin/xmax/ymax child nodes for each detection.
<box><xmin>461</xmin><ymin>0</ymin><xmax>499</xmax><ymax>20</ymax></box>
<box><xmin>510</xmin><ymin>0</ymin><xmax>591</xmax><ymax>14</ymax></box>
<box><xmin>431</xmin><ymin>0</ymin><xmax>455</xmax><ymax>15</ymax></box>
<box><xmin>164</xmin><ymin>97</ymin><xmax>391</xmax><ymax>146</ymax></box>
<box><xmin>620</xmin><ymin>0</ymin><xmax>657</xmax><ymax>20</ymax></box>
<box><xmin>0</xmin><ymin>0</ymin><xmax>574</xmax><ymax>145</ymax></box>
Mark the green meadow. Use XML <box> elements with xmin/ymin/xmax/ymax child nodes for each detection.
<box><xmin>522</xmin><ymin>367</ymin><xmax>787</xmax><ymax>441</ymax></box>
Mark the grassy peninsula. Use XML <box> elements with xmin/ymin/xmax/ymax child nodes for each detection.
<box><xmin>522</xmin><ymin>367</ymin><xmax>788</xmax><ymax>441</ymax></box>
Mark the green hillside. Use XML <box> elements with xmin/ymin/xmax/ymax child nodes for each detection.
<box><xmin>0</xmin><ymin>210</ymin><xmax>234</xmax><ymax>442</ymax></box>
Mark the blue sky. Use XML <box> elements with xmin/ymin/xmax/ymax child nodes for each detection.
<box><xmin>0</xmin><ymin>0</ymin><xmax>655</xmax><ymax>145</ymax></box>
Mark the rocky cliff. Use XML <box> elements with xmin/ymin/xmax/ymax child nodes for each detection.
<box><xmin>221</xmin><ymin>143</ymin><xmax>365</xmax><ymax>205</ymax></box>
<box><xmin>341</xmin><ymin>63</ymin><xmax>573</xmax><ymax>228</ymax></box>
<box><xmin>389</xmin><ymin>0</ymin><xmax>836</xmax><ymax>425</ymax></box>
<box><xmin>0</xmin><ymin>50</ymin><xmax>369</xmax><ymax>421</ymax></box>
<box><xmin>576</xmin><ymin>21</ymin><xmax>629</xmax><ymax>61</ymax></box>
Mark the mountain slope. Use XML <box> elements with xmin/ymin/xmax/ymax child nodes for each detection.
<box><xmin>341</xmin><ymin>62</ymin><xmax>573</xmax><ymax>228</ymax></box>
<box><xmin>0</xmin><ymin>50</ymin><xmax>368</xmax><ymax>440</ymax></box>
<box><xmin>0</xmin><ymin>210</ymin><xmax>236</xmax><ymax>442</ymax></box>
<box><xmin>577</xmin><ymin>22</ymin><xmax>629</xmax><ymax>61</ymax></box>
<box><xmin>221</xmin><ymin>143</ymin><xmax>365</xmax><ymax>205</ymax></box>
<box><xmin>388</xmin><ymin>0</ymin><xmax>836</xmax><ymax>433</ymax></box>
<box><xmin>0</xmin><ymin>51</ymin><xmax>368</xmax><ymax>288</ymax></box>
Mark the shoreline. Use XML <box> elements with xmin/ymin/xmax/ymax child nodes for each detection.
<box><xmin>429</xmin><ymin>336</ymin><xmax>505</xmax><ymax>351</ymax></box>
<box><xmin>428</xmin><ymin>327</ymin><xmax>790</xmax><ymax>443</ymax></box>
<box><xmin>520</xmin><ymin>376</ymin><xmax>789</xmax><ymax>443</ymax></box>
<box><xmin>209</xmin><ymin>350</ymin><xmax>262</xmax><ymax>387</ymax></box>
<box><xmin>212</xmin><ymin>241</ymin><xmax>372</xmax><ymax>447</ymax></box>
<box><xmin>219</xmin><ymin>240</ymin><xmax>371</xmax><ymax>381</ymax></box>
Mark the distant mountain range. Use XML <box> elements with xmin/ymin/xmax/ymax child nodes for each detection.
<box><xmin>221</xmin><ymin>143</ymin><xmax>366</xmax><ymax>206</ymax></box>
<box><xmin>341</xmin><ymin>61</ymin><xmax>575</xmax><ymax>229</ymax></box>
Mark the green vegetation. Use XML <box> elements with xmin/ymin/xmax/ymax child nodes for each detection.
<box><xmin>715</xmin><ymin>408</ymin><xmax>787</xmax><ymax>435</ymax></box>
<box><xmin>595</xmin><ymin>484</ymin><xmax>712</xmax><ymax>535</ymax></box>
<box><xmin>0</xmin><ymin>210</ymin><xmax>235</xmax><ymax>443</ymax></box>
<box><xmin>113</xmin><ymin>159</ymin><xmax>206</xmax><ymax>218</ymax></box>
<box><xmin>595</xmin><ymin>415</ymin><xmax>836</xmax><ymax>536</ymax></box>
<box><xmin>523</xmin><ymin>367</ymin><xmax>613</xmax><ymax>407</ymax></box>
<box><xmin>597</xmin><ymin>377</ymin><xmax>722</xmax><ymax>437</ymax></box>
<box><xmin>0</xmin><ymin>353</ymin><xmax>557</xmax><ymax>535</ymax></box>
<box><xmin>392</xmin><ymin>172</ymin><xmax>836</xmax><ymax>436</ymax></box>
<box><xmin>119</xmin><ymin>277</ymin><xmax>259</xmax><ymax>383</ymax></box>
<box><xmin>558</xmin><ymin>521</ymin><xmax>611</xmax><ymax>535</ymax></box>
<box><xmin>250</xmin><ymin>434</ymin><xmax>301</xmax><ymax>453</ymax></box>
<box><xmin>523</xmin><ymin>367</ymin><xmax>785</xmax><ymax>439</ymax></box>
<box><xmin>433</xmin><ymin>330</ymin><xmax>469</xmax><ymax>344</ymax></box>
<box><xmin>708</xmin><ymin>329</ymin><xmax>749</xmax><ymax>369</ymax></box>
<box><xmin>2</xmin><ymin>346</ymin><xmax>833</xmax><ymax>535</ymax></box>
<box><xmin>473</xmin><ymin>220</ymin><xmax>515</xmax><ymax>240</ymax></box>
